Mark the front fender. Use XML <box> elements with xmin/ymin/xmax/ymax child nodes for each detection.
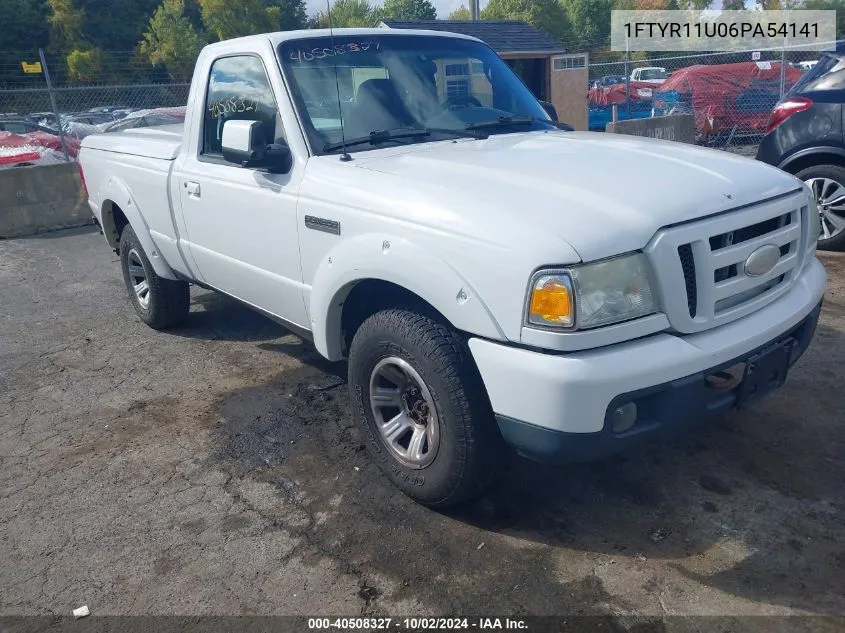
<box><xmin>100</xmin><ymin>176</ymin><xmax>177</xmax><ymax>280</ymax></box>
<box><xmin>310</xmin><ymin>234</ymin><xmax>506</xmax><ymax>360</ymax></box>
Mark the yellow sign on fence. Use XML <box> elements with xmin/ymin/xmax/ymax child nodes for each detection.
<box><xmin>21</xmin><ymin>61</ymin><xmax>43</xmax><ymax>74</ymax></box>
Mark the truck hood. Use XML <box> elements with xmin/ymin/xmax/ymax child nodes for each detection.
<box><xmin>353</xmin><ymin>131</ymin><xmax>803</xmax><ymax>261</ymax></box>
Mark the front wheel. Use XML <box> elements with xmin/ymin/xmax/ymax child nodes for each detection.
<box><xmin>348</xmin><ymin>309</ymin><xmax>503</xmax><ymax>507</ymax></box>
<box><xmin>796</xmin><ymin>164</ymin><xmax>845</xmax><ymax>251</ymax></box>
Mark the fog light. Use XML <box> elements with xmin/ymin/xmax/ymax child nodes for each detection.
<box><xmin>611</xmin><ymin>402</ymin><xmax>638</xmax><ymax>433</ymax></box>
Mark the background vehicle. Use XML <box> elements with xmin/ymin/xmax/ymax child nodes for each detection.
<box><xmin>88</xmin><ymin>105</ymin><xmax>131</xmax><ymax>116</ymax></box>
<box><xmin>100</xmin><ymin>107</ymin><xmax>186</xmax><ymax>133</ymax></box>
<box><xmin>654</xmin><ymin>61</ymin><xmax>802</xmax><ymax>142</ymax></box>
<box><xmin>630</xmin><ymin>67</ymin><xmax>668</xmax><ymax>84</ymax></box>
<box><xmin>588</xmin><ymin>80</ymin><xmax>654</xmax><ymax>131</ymax></box>
<box><xmin>0</xmin><ymin>119</ymin><xmax>60</xmax><ymax>135</ymax></box>
<box><xmin>65</xmin><ymin>112</ymin><xmax>115</xmax><ymax>126</ymax></box>
<box><xmin>80</xmin><ymin>29</ymin><xmax>825</xmax><ymax>507</ymax></box>
<box><xmin>591</xmin><ymin>74</ymin><xmax>626</xmax><ymax>89</ymax></box>
<box><xmin>0</xmin><ymin>123</ymin><xmax>81</xmax><ymax>158</ymax></box>
<box><xmin>757</xmin><ymin>48</ymin><xmax>845</xmax><ymax>250</ymax></box>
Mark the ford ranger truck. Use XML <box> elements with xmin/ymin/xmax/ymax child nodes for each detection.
<box><xmin>79</xmin><ymin>29</ymin><xmax>826</xmax><ymax>507</ymax></box>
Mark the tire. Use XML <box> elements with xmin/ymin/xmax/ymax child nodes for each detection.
<box><xmin>348</xmin><ymin>308</ymin><xmax>504</xmax><ymax>508</ymax></box>
<box><xmin>795</xmin><ymin>163</ymin><xmax>845</xmax><ymax>252</ymax></box>
<box><xmin>119</xmin><ymin>224</ymin><xmax>189</xmax><ymax>329</ymax></box>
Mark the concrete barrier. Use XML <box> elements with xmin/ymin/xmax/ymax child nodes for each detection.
<box><xmin>0</xmin><ymin>163</ymin><xmax>92</xmax><ymax>238</ymax></box>
<box><xmin>606</xmin><ymin>114</ymin><xmax>696</xmax><ymax>144</ymax></box>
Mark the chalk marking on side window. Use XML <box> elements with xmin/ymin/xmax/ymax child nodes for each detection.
<box><xmin>208</xmin><ymin>97</ymin><xmax>259</xmax><ymax>118</ymax></box>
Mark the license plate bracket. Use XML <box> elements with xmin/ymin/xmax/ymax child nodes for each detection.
<box><xmin>736</xmin><ymin>337</ymin><xmax>796</xmax><ymax>408</ymax></box>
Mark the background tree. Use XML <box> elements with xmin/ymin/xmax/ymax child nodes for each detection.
<box><xmin>802</xmin><ymin>0</ymin><xmax>845</xmax><ymax>37</ymax></box>
<box><xmin>310</xmin><ymin>0</ymin><xmax>380</xmax><ymax>27</ymax></box>
<box><xmin>628</xmin><ymin>0</ymin><xmax>711</xmax><ymax>7</ymax></box>
<box><xmin>481</xmin><ymin>0</ymin><xmax>570</xmax><ymax>41</ymax></box>
<box><xmin>721</xmin><ymin>0</ymin><xmax>746</xmax><ymax>8</ymax></box>
<box><xmin>75</xmin><ymin>0</ymin><xmax>161</xmax><ymax>52</ymax></box>
<box><xmin>381</xmin><ymin>0</ymin><xmax>437</xmax><ymax>20</ymax></box>
<box><xmin>265</xmin><ymin>0</ymin><xmax>308</xmax><ymax>30</ymax></box>
<box><xmin>562</xmin><ymin>0</ymin><xmax>613</xmax><ymax>50</ymax></box>
<box><xmin>66</xmin><ymin>47</ymin><xmax>102</xmax><ymax>82</ymax></box>
<box><xmin>6</xmin><ymin>0</ymin><xmax>51</xmax><ymax>52</ymax></box>
<box><xmin>447</xmin><ymin>5</ymin><xmax>471</xmax><ymax>18</ymax></box>
<box><xmin>140</xmin><ymin>0</ymin><xmax>206</xmax><ymax>81</ymax></box>
<box><xmin>47</xmin><ymin>0</ymin><xmax>86</xmax><ymax>50</ymax></box>
<box><xmin>634</xmin><ymin>0</ymin><xmax>671</xmax><ymax>7</ymax></box>
<box><xmin>198</xmin><ymin>0</ymin><xmax>276</xmax><ymax>40</ymax></box>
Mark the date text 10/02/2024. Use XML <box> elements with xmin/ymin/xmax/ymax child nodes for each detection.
<box><xmin>307</xmin><ymin>617</ymin><xmax>529</xmax><ymax>630</ymax></box>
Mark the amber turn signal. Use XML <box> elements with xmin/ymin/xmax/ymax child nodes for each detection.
<box><xmin>528</xmin><ymin>275</ymin><xmax>573</xmax><ymax>326</ymax></box>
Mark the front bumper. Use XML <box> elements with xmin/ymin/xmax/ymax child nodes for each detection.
<box><xmin>469</xmin><ymin>257</ymin><xmax>826</xmax><ymax>463</ymax></box>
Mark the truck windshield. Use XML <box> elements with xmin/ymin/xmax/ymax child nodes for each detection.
<box><xmin>278</xmin><ymin>34</ymin><xmax>555</xmax><ymax>155</ymax></box>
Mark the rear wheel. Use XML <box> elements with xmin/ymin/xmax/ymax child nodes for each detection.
<box><xmin>119</xmin><ymin>225</ymin><xmax>189</xmax><ymax>329</ymax></box>
<box><xmin>348</xmin><ymin>308</ymin><xmax>503</xmax><ymax>507</ymax></box>
<box><xmin>796</xmin><ymin>164</ymin><xmax>845</xmax><ymax>251</ymax></box>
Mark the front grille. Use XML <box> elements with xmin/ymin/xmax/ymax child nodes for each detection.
<box><xmin>677</xmin><ymin>244</ymin><xmax>697</xmax><ymax>318</ymax></box>
<box><xmin>648</xmin><ymin>192</ymin><xmax>808</xmax><ymax>333</ymax></box>
<box><xmin>708</xmin><ymin>212</ymin><xmax>791</xmax><ymax>250</ymax></box>
<box><xmin>710</xmin><ymin>213</ymin><xmax>792</xmax><ymax>285</ymax></box>
<box><xmin>708</xmin><ymin>208</ymin><xmax>799</xmax><ymax>314</ymax></box>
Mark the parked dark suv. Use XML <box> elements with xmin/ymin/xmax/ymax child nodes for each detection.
<box><xmin>757</xmin><ymin>48</ymin><xmax>845</xmax><ymax>250</ymax></box>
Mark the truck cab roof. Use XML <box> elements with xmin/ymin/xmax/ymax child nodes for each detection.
<box><xmin>200</xmin><ymin>28</ymin><xmax>482</xmax><ymax>54</ymax></box>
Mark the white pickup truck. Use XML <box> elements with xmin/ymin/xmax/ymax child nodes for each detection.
<box><xmin>80</xmin><ymin>28</ymin><xmax>826</xmax><ymax>507</ymax></box>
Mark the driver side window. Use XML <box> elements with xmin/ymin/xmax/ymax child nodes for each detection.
<box><xmin>202</xmin><ymin>55</ymin><xmax>283</xmax><ymax>157</ymax></box>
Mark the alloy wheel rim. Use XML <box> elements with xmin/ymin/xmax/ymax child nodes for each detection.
<box><xmin>805</xmin><ymin>177</ymin><xmax>845</xmax><ymax>240</ymax></box>
<box><xmin>369</xmin><ymin>356</ymin><xmax>440</xmax><ymax>469</ymax></box>
<box><xmin>127</xmin><ymin>249</ymin><xmax>150</xmax><ymax>309</ymax></box>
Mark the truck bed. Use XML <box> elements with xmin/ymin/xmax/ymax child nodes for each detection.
<box><xmin>80</xmin><ymin>125</ymin><xmax>187</xmax><ymax>278</ymax></box>
<box><xmin>82</xmin><ymin>124</ymin><xmax>184</xmax><ymax>160</ymax></box>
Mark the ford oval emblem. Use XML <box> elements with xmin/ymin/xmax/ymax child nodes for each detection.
<box><xmin>744</xmin><ymin>244</ymin><xmax>780</xmax><ymax>277</ymax></box>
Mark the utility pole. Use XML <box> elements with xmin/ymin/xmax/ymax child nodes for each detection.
<box><xmin>469</xmin><ymin>0</ymin><xmax>479</xmax><ymax>20</ymax></box>
<box><xmin>39</xmin><ymin>48</ymin><xmax>69</xmax><ymax>161</ymax></box>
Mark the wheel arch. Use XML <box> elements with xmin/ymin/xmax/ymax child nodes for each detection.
<box><xmin>310</xmin><ymin>235</ymin><xmax>505</xmax><ymax>361</ymax></box>
<box><xmin>98</xmin><ymin>177</ymin><xmax>177</xmax><ymax>280</ymax></box>
<box><xmin>100</xmin><ymin>199</ymin><xmax>129</xmax><ymax>249</ymax></box>
<box><xmin>779</xmin><ymin>146</ymin><xmax>845</xmax><ymax>175</ymax></box>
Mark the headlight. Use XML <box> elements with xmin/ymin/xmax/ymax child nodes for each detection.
<box><xmin>526</xmin><ymin>253</ymin><xmax>659</xmax><ymax>329</ymax></box>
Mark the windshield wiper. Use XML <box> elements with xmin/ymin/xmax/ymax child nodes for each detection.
<box><xmin>323</xmin><ymin>128</ymin><xmax>431</xmax><ymax>153</ymax></box>
<box><xmin>465</xmin><ymin>115</ymin><xmax>535</xmax><ymax>131</ymax></box>
<box><xmin>323</xmin><ymin>126</ymin><xmax>485</xmax><ymax>153</ymax></box>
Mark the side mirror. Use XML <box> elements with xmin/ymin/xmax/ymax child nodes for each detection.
<box><xmin>539</xmin><ymin>100</ymin><xmax>558</xmax><ymax>122</ymax></box>
<box><xmin>222</xmin><ymin>119</ymin><xmax>292</xmax><ymax>174</ymax></box>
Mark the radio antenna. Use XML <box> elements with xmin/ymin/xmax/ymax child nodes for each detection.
<box><xmin>326</xmin><ymin>0</ymin><xmax>351</xmax><ymax>161</ymax></box>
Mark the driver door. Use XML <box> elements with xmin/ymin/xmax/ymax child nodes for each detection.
<box><xmin>175</xmin><ymin>53</ymin><xmax>308</xmax><ymax>329</ymax></box>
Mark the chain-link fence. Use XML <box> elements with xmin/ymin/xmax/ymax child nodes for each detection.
<box><xmin>0</xmin><ymin>50</ymin><xmax>192</xmax><ymax>165</ymax></box>
<box><xmin>1</xmin><ymin>83</ymin><xmax>190</xmax><ymax>123</ymax></box>
<box><xmin>588</xmin><ymin>46</ymin><xmax>827</xmax><ymax>156</ymax></box>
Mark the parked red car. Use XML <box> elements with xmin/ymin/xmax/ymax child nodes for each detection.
<box><xmin>0</xmin><ymin>129</ymin><xmax>81</xmax><ymax>162</ymax></box>
<box><xmin>653</xmin><ymin>61</ymin><xmax>803</xmax><ymax>136</ymax></box>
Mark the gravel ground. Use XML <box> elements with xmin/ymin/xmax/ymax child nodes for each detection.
<box><xmin>1</xmin><ymin>227</ymin><xmax>844</xmax><ymax>627</ymax></box>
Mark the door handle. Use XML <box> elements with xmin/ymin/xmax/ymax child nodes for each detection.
<box><xmin>185</xmin><ymin>181</ymin><xmax>201</xmax><ymax>197</ymax></box>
